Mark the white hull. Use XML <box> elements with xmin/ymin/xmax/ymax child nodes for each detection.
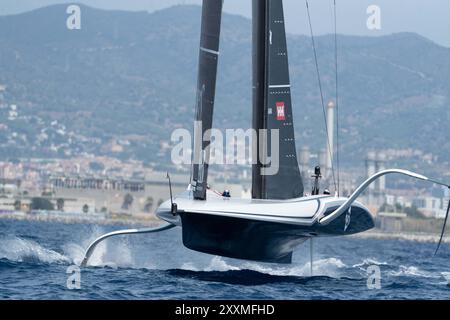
<box><xmin>156</xmin><ymin>188</ymin><xmax>370</xmax><ymax>229</ymax></box>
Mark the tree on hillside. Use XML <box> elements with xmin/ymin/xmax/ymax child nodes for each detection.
<box><xmin>31</xmin><ymin>197</ymin><xmax>54</xmax><ymax>211</ymax></box>
<box><xmin>122</xmin><ymin>193</ymin><xmax>134</xmax><ymax>210</ymax></box>
<box><xmin>41</xmin><ymin>190</ymin><xmax>54</xmax><ymax>197</ymax></box>
<box><xmin>144</xmin><ymin>197</ymin><xmax>154</xmax><ymax>213</ymax></box>
<box><xmin>404</xmin><ymin>205</ymin><xmax>425</xmax><ymax>219</ymax></box>
<box><xmin>56</xmin><ymin>198</ymin><xmax>65</xmax><ymax>211</ymax></box>
<box><xmin>13</xmin><ymin>200</ymin><xmax>21</xmax><ymax>211</ymax></box>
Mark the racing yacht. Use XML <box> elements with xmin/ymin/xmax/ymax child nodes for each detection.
<box><xmin>81</xmin><ymin>0</ymin><xmax>449</xmax><ymax>267</ymax></box>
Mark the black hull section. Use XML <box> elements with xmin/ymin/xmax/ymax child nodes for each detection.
<box><xmin>319</xmin><ymin>206</ymin><xmax>375</xmax><ymax>236</ymax></box>
<box><xmin>180</xmin><ymin>206</ymin><xmax>374</xmax><ymax>264</ymax></box>
<box><xmin>181</xmin><ymin>212</ymin><xmax>303</xmax><ymax>264</ymax></box>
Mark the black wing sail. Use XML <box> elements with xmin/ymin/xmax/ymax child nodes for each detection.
<box><xmin>192</xmin><ymin>0</ymin><xmax>223</xmax><ymax>200</ymax></box>
<box><xmin>252</xmin><ymin>0</ymin><xmax>304</xmax><ymax>199</ymax></box>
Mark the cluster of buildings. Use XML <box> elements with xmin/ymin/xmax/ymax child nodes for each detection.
<box><xmin>0</xmin><ymin>148</ymin><xmax>447</xmax><ymax>226</ymax></box>
<box><xmin>0</xmin><ymin>157</ymin><xmax>249</xmax><ymax>218</ymax></box>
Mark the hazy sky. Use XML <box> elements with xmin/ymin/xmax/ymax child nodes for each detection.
<box><xmin>1</xmin><ymin>0</ymin><xmax>449</xmax><ymax>47</ymax></box>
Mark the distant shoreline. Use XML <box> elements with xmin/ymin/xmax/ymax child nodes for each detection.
<box><xmin>0</xmin><ymin>212</ymin><xmax>160</xmax><ymax>227</ymax></box>
<box><xmin>351</xmin><ymin>230</ymin><xmax>450</xmax><ymax>244</ymax></box>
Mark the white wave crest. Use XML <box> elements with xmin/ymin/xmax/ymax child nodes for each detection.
<box><xmin>204</xmin><ymin>256</ymin><xmax>241</xmax><ymax>272</ymax></box>
<box><xmin>0</xmin><ymin>236</ymin><xmax>70</xmax><ymax>264</ymax></box>
<box><xmin>192</xmin><ymin>256</ymin><xmax>347</xmax><ymax>278</ymax></box>
<box><xmin>440</xmin><ymin>272</ymin><xmax>450</xmax><ymax>285</ymax></box>
<box><xmin>389</xmin><ymin>265</ymin><xmax>438</xmax><ymax>278</ymax></box>
<box><xmin>353</xmin><ymin>258</ymin><xmax>389</xmax><ymax>268</ymax></box>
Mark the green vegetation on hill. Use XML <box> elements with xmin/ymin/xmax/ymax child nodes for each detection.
<box><xmin>0</xmin><ymin>4</ymin><xmax>448</xmax><ymax>171</ymax></box>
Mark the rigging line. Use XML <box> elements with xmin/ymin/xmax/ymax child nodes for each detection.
<box><xmin>435</xmin><ymin>198</ymin><xmax>450</xmax><ymax>256</ymax></box>
<box><xmin>333</xmin><ymin>0</ymin><xmax>340</xmax><ymax>196</ymax></box>
<box><xmin>305</xmin><ymin>0</ymin><xmax>337</xmax><ymax>192</ymax></box>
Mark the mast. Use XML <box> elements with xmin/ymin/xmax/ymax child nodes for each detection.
<box><xmin>252</xmin><ymin>0</ymin><xmax>266</xmax><ymax>199</ymax></box>
<box><xmin>192</xmin><ymin>0</ymin><xmax>223</xmax><ymax>200</ymax></box>
<box><xmin>252</xmin><ymin>0</ymin><xmax>304</xmax><ymax>199</ymax></box>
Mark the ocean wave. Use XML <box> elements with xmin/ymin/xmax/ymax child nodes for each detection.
<box><xmin>178</xmin><ymin>256</ymin><xmax>348</xmax><ymax>279</ymax></box>
<box><xmin>0</xmin><ymin>236</ymin><xmax>70</xmax><ymax>265</ymax></box>
<box><xmin>58</xmin><ymin>225</ymin><xmax>443</xmax><ymax>285</ymax></box>
<box><xmin>389</xmin><ymin>265</ymin><xmax>439</xmax><ymax>278</ymax></box>
<box><xmin>241</xmin><ymin>257</ymin><xmax>347</xmax><ymax>278</ymax></box>
<box><xmin>165</xmin><ymin>256</ymin><xmax>357</xmax><ymax>287</ymax></box>
<box><xmin>166</xmin><ymin>268</ymin><xmax>318</xmax><ymax>286</ymax></box>
<box><xmin>352</xmin><ymin>258</ymin><xmax>389</xmax><ymax>268</ymax></box>
<box><xmin>438</xmin><ymin>272</ymin><xmax>450</xmax><ymax>285</ymax></box>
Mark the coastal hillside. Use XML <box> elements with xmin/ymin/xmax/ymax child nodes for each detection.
<box><xmin>0</xmin><ymin>4</ymin><xmax>449</xmax><ymax>172</ymax></box>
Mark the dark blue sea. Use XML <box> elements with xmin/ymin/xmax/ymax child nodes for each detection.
<box><xmin>1</xmin><ymin>218</ymin><xmax>449</xmax><ymax>299</ymax></box>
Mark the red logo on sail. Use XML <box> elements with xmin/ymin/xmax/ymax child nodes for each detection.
<box><xmin>276</xmin><ymin>102</ymin><xmax>285</xmax><ymax>121</ymax></box>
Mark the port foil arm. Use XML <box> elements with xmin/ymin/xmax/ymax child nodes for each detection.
<box><xmin>80</xmin><ymin>223</ymin><xmax>176</xmax><ymax>267</ymax></box>
<box><xmin>319</xmin><ymin>169</ymin><xmax>435</xmax><ymax>225</ymax></box>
